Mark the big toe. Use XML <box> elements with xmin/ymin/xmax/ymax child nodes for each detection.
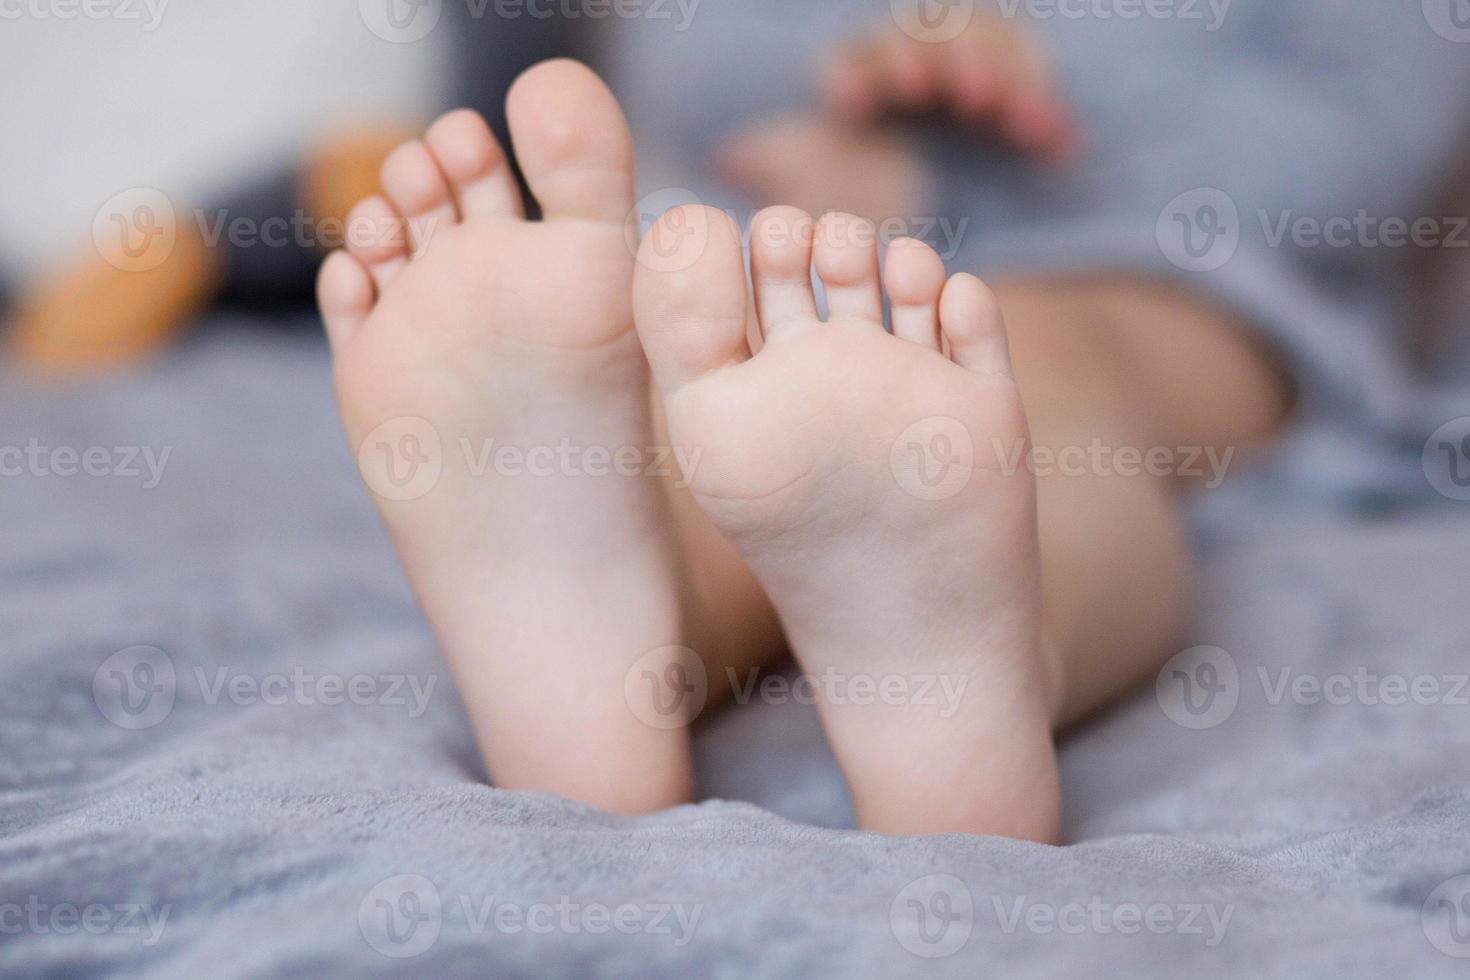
<box><xmin>506</xmin><ymin>58</ymin><xmax>634</xmax><ymax>225</ymax></box>
<box><xmin>633</xmin><ymin>205</ymin><xmax>751</xmax><ymax>393</ymax></box>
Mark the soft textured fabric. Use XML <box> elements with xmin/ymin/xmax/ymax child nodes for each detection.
<box><xmin>605</xmin><ymin>0</ymin><xmax>1470</xmax><ymax>500</ymax></box>
<box><xmin>2</xmin><ymin>326</ymin><xmax>1469</xmax><ymax>978</ymax></box>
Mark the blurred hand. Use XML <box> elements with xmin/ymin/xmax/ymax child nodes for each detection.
<box><xmin>822</xmin><ymin>12</ymin><xmax>1078</xmax><ymax>164</ymax></box>
<box><xmin>716</xmin><ymin>114</ymin><xmax>929</xmax><ymax>225</ymax></box>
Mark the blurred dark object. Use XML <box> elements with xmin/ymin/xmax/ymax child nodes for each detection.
<box><xmin>4</xmin><ymin>6</ymin><xmax>563</xmax><ymax>377</ymax></box>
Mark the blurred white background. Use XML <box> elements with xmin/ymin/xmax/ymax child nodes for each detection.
<box><xmin>0</xmin><ymin>0</ymin><xmax>447</xmax><ymax>278</ymax></box>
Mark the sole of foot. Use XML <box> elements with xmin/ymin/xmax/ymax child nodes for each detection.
<box><xmin>317</xmin><ymin>60</ymin><xmax>694</xmax><ymax>814</ymax></box>
<box><xmin>633</xmin><ymin>204</ymin><xmax>1060</xmax><ymax>840</ymax></box>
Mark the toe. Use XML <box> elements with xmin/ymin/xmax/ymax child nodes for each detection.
<box><xmin>506</xmin><ymin>59</ymin><xmax>634</xmax><ymax>225</ymax></box>
<box><xmin>749</xmin><ymin>206</ymin><xmax>817</xmax><ymax>338</ymax></box>
<box><xmin>424</xmin><ymin>108</ymin><xmax>524</xmax><ymax>219</ymax></box>
<box><xmin>343</xmin><ymin>195</ymin><xmax>409</xmax><ymax>292</ymax></box>
<box><xmin>883</xmin><ymin>237</ymin><xmax>945</xmax><ymax>351</ymax></box>
<box><xmin>379</xmin><ymin>139</ymin><xmax>457</xmax><ymax>255</ymax></box>
<box><xmin>813</xmin><ymin>212</ymin><xmax>883</xmax><ymax>325</ymax></box>
<box><xmin>316</xmin><ymin>250</ymin><xmax>375</xmax><ymax>351</ymax></box>
<box><xmin>633</xmin><ymin>205</ymin><xmax>752</xmax><ymax>394</ymax></box>
<box><xmin>940</xmin><ymin>273</ymin><xmax>1013</xmax><ymax>377</ymax></box>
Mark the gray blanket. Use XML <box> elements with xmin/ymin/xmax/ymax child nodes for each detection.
<box><xmin>3</xmin><ymin>326</ymin><xmax>1470</xmax><ymax>978</ymax></box>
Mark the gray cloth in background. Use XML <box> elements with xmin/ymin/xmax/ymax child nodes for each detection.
<box><xmin>603</xmin><ymin>0</ymin><xmax>1470</xmax><ymax>507</ymax></box>
<box><xmin>2</xmin><ymin>327</ymin><xmax>1470</xmax><ymax>978</ymax></box>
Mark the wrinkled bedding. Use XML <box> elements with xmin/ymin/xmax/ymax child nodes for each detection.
<box><xmin>3</xmin><ymin>325</ymin><xmax>1470</xmax><ymax>978</ymax></box>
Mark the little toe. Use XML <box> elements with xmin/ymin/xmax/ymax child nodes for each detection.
<box><xmin>424</xmin><ymin>108</ymin><xmax>524</xmax><ymax>219</ymax></box>
<box><xmin>883</xmin><ymin>237</ymin><xmax>946</xmax><ymax>351</ymax></box>
<box><xmin>316</xmin><ymin>250</ymin><xmax>375</xmax><ymax>351</ymax></box>
<box><xmin>749</xmin><ymin>206</ymin><xmax>818</xmax><ymax>338</ymax></box>
<box><xmin>379</xmin><ymin>139</ymin><xmax>457</xmax><ymax>255</ymax></box>
<box><xmin>343</xmin><ymin>195</ymin><xmax>409</xmax><ymax>292</ymax></box>
<box><xmin>633</xmin><ymin>205</ymin><xmax>752</xmax><ymax>394</ymax></box>
<box><xmin>813</xmin><ymin>212</ymin><xmax>883</xmax><ymax>325</ymax></box>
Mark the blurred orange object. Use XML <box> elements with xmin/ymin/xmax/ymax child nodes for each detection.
<box><xmin>5</xmin><ymin>125</ymin><xmax>411</xmax><ymax>379</ymax></box>
<box><xmin>6</xmin><ymin>218</ymin><xmax>219</xmax><ymax>377</ymax></box>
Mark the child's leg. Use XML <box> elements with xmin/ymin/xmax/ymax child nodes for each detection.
<box><xmin>991</xmin><ymin>275</ymin><xmax>1290</xmax><ymax>724</ymax></box>
<box><xmin>658</xmin><ymin>238</ymin><xmax>1290</xmax><ymax>836</ymax></box>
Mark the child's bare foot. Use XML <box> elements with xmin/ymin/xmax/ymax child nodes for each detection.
<box><xmin>316</xmin><ymin>61</ymin><xmax>693</xmax><ymax>813</ymax></box>
<box><xmin>634</xmin><ymin>206</ymin><xmax>1060</xmax><ymax>840</ymax></box>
